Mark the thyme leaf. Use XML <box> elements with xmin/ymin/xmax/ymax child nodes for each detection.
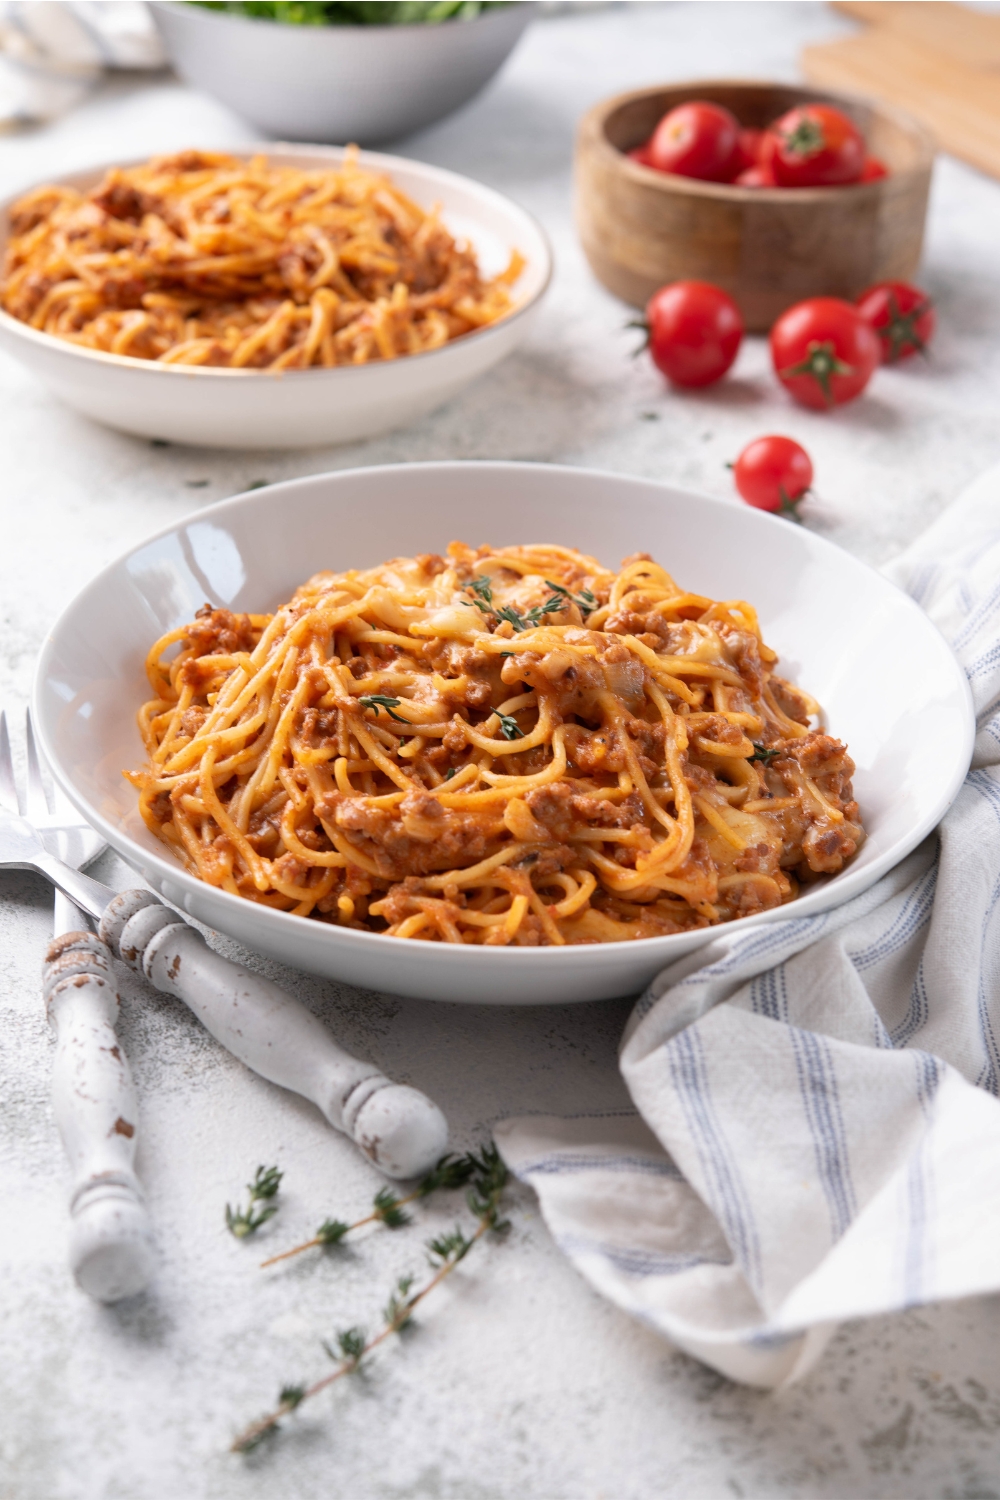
<box><xmin>416</xmin><ymin>1152</ymin><xmax>477</xmax><ymax>1196</ymax></box>
<box><xmin>465</xmin><ymin>575</ymin><xmax>494</xmax><ymax>613</ymax></box>
<box><xmin>357</xmin><ymin>693</ymin><xmax>408</xmax><ymax>723</ymax></box>
<box><xmin>544</xmin><ymin>579</ymin><xmax>598</xmax><ymax>618</ymax></box>
<box><xmin>226</xmin><ymin>1165</ymin><xmax>283</xmax><ymax>1239</ymax></box>
<box><xmin>749</xmin><ymin>743</ymin><xmax>780</xmax><ymax>765</ymax></box>
<box><xmin>383</xmin><ymin>1274</ymin><xmax>416</xmax><ymax>1331</ymax></box>
<box><xmin>427</xmin><ymin>1227</ymin><xmax>472</xmax><ymax>1266</ymax></box>
<box><xmin>315</xmin><ymin>1218</ymin><xmax>350</xmax><ymax>1245</ymax></box>
<box><xmin>373</xmin><ymin>1186</ymin><xmax>411</xmax><ymax>1230</ymax></box>
<box><xmin>495</xmin><ymin>712</ymin><xmax>524</xmax><ymax>741</ymax></box>
<box><xmin>334</xmin><ymin>1327</ymin><xmax>366</xmax><ymax>1367</ymax></box>
<box><xmin>493</xmin><ymin>604</ymin><xmax>529</xmax><ymax>632</ymax></box>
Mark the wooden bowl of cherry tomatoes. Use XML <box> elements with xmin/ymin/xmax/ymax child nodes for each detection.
<box><xmin>574</xmin><ymin>80</ymin><xmax>934</xmax><ymax>331</ymax></box>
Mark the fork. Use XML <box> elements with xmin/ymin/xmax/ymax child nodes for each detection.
<box><xmin>1</xmin><ymin>711</ymin><xmax>449</xmax><ymax>1191</ymax></box>
<box><xmin>1</xmin><ymin>711</ymin><xmax>156</xmax><ymax>1303</ymax></box>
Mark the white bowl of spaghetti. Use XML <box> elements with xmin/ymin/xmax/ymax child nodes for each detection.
<box><xmin>34</xmin><ymin>462</ymin><xmax>973</xmax><ymax>1005</ymax></box>
<box><xmin>0</xmin><ymin>147</ymin><xmax>550</xmax><ymax>450</ymax></box>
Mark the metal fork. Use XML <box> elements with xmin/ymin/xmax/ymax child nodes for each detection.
<box><xmin>0</xmin><ymin>712</ymin><xmax>449</xmax><ymax>1186</ymax></box>
<box><xmin>1</xmin><ymin>709</ymin><xmax>156</xmax><ymax>1302</ymax></box>
<box><xmin>4</xmin><ymin>710</ymin><xmax>105</xmax><ymax>913</ymax></box>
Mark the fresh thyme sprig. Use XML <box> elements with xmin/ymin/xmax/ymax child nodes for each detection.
<box><xmin>544</xmin><ymin>579</ymin><xmax>598</xmax><ymax>618</ymax></box>
<box><xmin>749</xmin><ymin>743</ymin><xmax>780</xmax><ymax>765</ymax></box>
<box><xmin>495</xmin><ymin>584</ymin><xmax>599</xmax><ymax>633</ymax></box>
<box><xmin>464</xmin><ymin>575</ymin><xmax>494</xmax><ymax>613</ymax></box>
<box><xmin>495</xmin><ymin>711</ymin><xmax>524</xmax><ymax>741</ymax></box>
<box><xmin>493</xmin><ymin>603</ymin><xmax>531</xmax><ymax>631</ymax></box>
<box><xmin>462</xmin><ymin>572</ymin><xmax>597</xmax><ymax>632</ymax></box>
<box><xmin>232</xmin><ymin>1145</ymin><xmax>510</xmax><ymax>1454</ymax></box>
<box><xmin>357</xmin><ymin>693</ymin><xmax>408</xmax><ymax>723</ymax></box>
<box><xmin>259</xmin><ymin>1153</ymin><xmax>477</xmax><ymax>1268</ymax></box>
<box><xmin>226</xmin><ymin>1165</ymin><xmax>283</xmax><ymax>1239</ymax></box>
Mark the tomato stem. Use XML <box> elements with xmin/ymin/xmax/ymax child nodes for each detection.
<box><xmin>781</xmin><ymin>117</ymin><xmax>825</xmax><ymax>158</ymax></box>
<box><xmin>626</xmin><ymin>317</ymin><xmax>651</xmax><ymax>358</ymax></box>
<box><xmin>777</xmin><ymin>484</ymin><xmax>805</xmax><ymax>523</ymax></box>
<box><xmin>779</xmin><ymin>339</ymin><xmax>854</xmax><ymax>407</ymax></box>
<box><xmin>881</xmin><ymin>291</ymin><xmax>931</xmax><ymax>363</ymax></box>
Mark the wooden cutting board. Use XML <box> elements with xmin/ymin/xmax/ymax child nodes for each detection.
<box><xmin>831</xmin><ymin>2</ymin><xmax>1000</xmax><ymax>71</ymax></box>
<box><xmin>803</xmin><ymin>3</ymin><xmax>1000</xmax><ymax>180</ymax></box>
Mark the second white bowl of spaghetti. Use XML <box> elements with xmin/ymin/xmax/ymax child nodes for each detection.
<box><xmin>0</xmin><ymin>147</ymin><xmax>550</xmax><ymax>450</ymax></box>
<box><xmin>34</xmin><ymin>462</ymin><xmax>972</xmax><ymax>1004</ymax></box>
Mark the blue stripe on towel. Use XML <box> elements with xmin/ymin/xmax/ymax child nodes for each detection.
<box><xmin>519</xmin><ymin>1153</ymin><xmax>684</xmax><ymax>1180</ymax></box>
<box><xmin>902</xmin><ymin>1053</ymin><xmax>942</xmax><ymax>1305</ymax></box>
<box><xmin>556</xmin><ymin>1232</ymin><xmax>732</xmax><ymax>1277</ymax></box>
<box><xmin>666</xmin><ymin>1029</ymin><xmax>762</xmax><ymax>1286</ymax></box>
<box><xmin>749</xmin><ymin>964</ymin><xmax>788</xmax><ymax>1022</ymax></box>
<box><xmin>951</xmin><ymin>570</ymin><xmax>1000</xmax><ymax>650</ymax></box>
<box><xmin>904</xmin><ymin>561</ymin><xmax>942</xmax><ymax>610</ymax></box>
<box><xmin>966</xmin><ymin>638</ymin><xmax>1000</xmax><ymax>682</ymax></box>
<box><xmin>789</xmin><ymin>1027</ymin><xmax>856</xmax><ymax>1242</ymax></box>
<box><xmin>892</xmin><ymin>959</ymin><xmax>931</xmax><ymax>1047</ymax></box>
<box><xmin>849</xmin><ymin>865</ymin><xmax>937</xmax><ymax>972</ymax></box>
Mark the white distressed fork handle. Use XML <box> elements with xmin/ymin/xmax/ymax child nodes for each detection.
<box><xmin>43</xmin><ymin>931</ymin><xmax>155</xmax><ymax>1302</ymax></box>
<box><xmin>98</xmin><ymin>891</ymin><xmax>448</xmax><ymax>1180</ymax></box>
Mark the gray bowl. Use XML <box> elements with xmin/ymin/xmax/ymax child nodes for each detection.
<box><xmin>150</xmin><ymin>1</ymin><xmax>535</xmax><ymax>144</ymax></box>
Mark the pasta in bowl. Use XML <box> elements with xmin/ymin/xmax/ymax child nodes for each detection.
<box><xmin>2</xmin><ymin>149</ymin><xmax>522</xmax><ymax>370</ymax></box>
<box><xmin>0</xmin><ymin>149</ymin><xmax>550</xmax><ymax>448</ymax></box>
<box><xmin>129</xmin><ymin>544</ymin><xmax>863</xmax><ymax>946</ymax></box>
<box><xmin>33</xmin><ymin>462</ymin><xmax>971</xmax><ymax>1003</ymax></box>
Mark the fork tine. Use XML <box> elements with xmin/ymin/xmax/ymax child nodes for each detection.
<box><xmin>0</xmin><ymin>712</ymin><xmax>19</xmax><ymax>815</ymax></box>
<box><xmin>24</xmin><ymin>709</ymin><xmax>53</xmax><ymax>820</ymax></box>
<box><xmin>30</xmin><ymin>709</ymin><xmax>83</xmax><ymax>823</ymax></box>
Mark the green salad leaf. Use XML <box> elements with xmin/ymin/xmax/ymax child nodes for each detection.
<box><xmin>190</xmin><ymin>1</ymin><xmax>506</xmax><ymax>25</ymax></box>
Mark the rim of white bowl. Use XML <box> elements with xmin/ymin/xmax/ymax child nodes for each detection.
<box><xmin>33</xmin><ymin>461</ymin><xmax>976</xmax><ymax>969</ymax></box>
<box><xmin>150</xmin><ymin>0</ymin><xmax>534</xmax><ymax>31</ymax></box>
<box><xmin>0</xmin><ymin>145</ymin><xmax>552</xmax><ymax>380</ymax></box>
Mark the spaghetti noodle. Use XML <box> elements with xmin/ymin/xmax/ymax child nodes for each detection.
<box><xmin>128</xmin><ymin>543</ymin><xmax>865</xmax><ymax>945</ymax></box>
<box><xmin>0</xmin><ymin>150</ymin><xmax>522</xmax><ymax>368</ymax></box>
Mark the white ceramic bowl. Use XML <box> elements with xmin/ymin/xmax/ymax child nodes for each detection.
<box><xmin>34</xmin><ymin>462</ymin><xmax>973</xmax><ymax>1005</ymax></box>
<box><xmin>150</xmin><ymin>2</ymin><xmax>535</xmax><ymax>145</ymax></box>
<box><xmin>0</xmin><ymin>148</ymin><xmax>550</xmax><ymax>450</ymax></box>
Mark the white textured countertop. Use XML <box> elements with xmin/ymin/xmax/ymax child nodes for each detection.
<box><xmin>4</xmin><ymin>4</ymin><xmax>1000</xmax><ymax>1497</ymax></box>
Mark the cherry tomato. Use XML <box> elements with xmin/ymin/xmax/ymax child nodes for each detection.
<box><xmin>735</xmin><ymin>164</ymin><xmax>776</xmax><ymax>187</ymax></box>
<box><xmin>860</xmin><ymin>156</ymin><xmax>889</xmax><ymax>182</ymax></box>
<box><xmin>648</xmin><ymin>101</ymin><xmax>741</xmax><ymax>182</ymax></box>
<box><xmin>770</xmin><ymin>297</ymin><xmax>880</xmax><ymax>409</ymax></box>
<box><xmin>640</xmin><ymin>280</ymin><xmax>743</xmax><ymax>388</ymax></box>
<box><xmin>855</xmin><ymin>280</ymin><xmax>935</xmax><ymax>362</ymax></box>
<box><xmin>626</xmin><ymin>143</ymin><xmax>654</xmax><ymax>168</ymax></box>
<box><xmin>766</xmin><ymin>104</ymin><xmax>865</xmax><ymax>187</ymax></box>
<box><xmin>735</xmin><ymin>127</ymin><xmax>765</xmax><ymax>173</ymax></box>
<box><xmin>732</xmin><ymin>435</ymin><xmax>813</xmax><ymax>518</ymax></box>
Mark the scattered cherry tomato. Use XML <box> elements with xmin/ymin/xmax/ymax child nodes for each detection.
<box><xmin>732</xmin><ymin>435</ymin><xmax>813</xmax><ymax>519</ymax></box>
<box><xmin>639</xmin><ymin>280</ymin><xmax>743</xmax><ymax>388</ymax></box>
<box><xmin>855</xmin><ymin>280</ymin><xmax>935</xmax><ymax>362</ymax></box>
<box><xmin>770</xmin><ymin>297</ymin><xmax>880</xmax><ymax>409</ymax></box>
<box><xmin>766</xmin><ymin>104</ymin><xmax>865</xmax><ymax>187</ymax></box>
<box><xmin>735</xmin><ymin>127</ymin><xmax>765</xmax><ymax>173</ymax></box>
<box><xmin>648</xmin><ymin>101</ymin><xmax>741</xmax><ymax>182</ymax></box>
<box><xmin>860</xmin><ymin>156</ymin><xmax>889</xmax><ymax>182</ymax></box>
<box><xmin>735</xmin><ymin>164</ymin><xmax>776</xmax><ymax>187</ymax></box>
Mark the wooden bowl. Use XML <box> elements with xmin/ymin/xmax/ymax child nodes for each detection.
<box><xmin>574</xmin><ymin>81</ymin><xmax>934</xmax><ymax>331</ymax></box>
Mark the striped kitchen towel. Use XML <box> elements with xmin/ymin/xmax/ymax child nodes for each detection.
<box><xmin>495</xmin><ymin>462</ymin><xmax>1000</xmax><ymax>1389</ymax></box>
